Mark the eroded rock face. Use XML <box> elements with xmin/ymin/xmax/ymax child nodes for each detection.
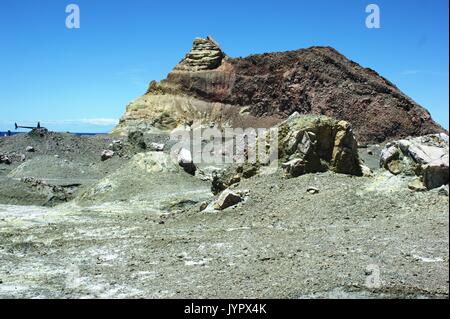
<box><xmin>113</xmin><ymin>37</ymin><xmax>445</xmax><ymax>144</ymax></box>
<box><xmin>111</xmin><ymin>94</ymin><xmax>245</xmax><ymax>136</ymax></box>
<box><xmin>277</xmin><ymin>114</ymin><xmax>362</xmax><ymax>177</ymax></box>
<box><xmin>380</xmin><ymin>133</ymin><xmax>449</xmax><ymax>190</ymax></box>
<box><xmin>174</xmin><ymin>37</ymin><xmax>225</xmax><ymax>72</ymax></box>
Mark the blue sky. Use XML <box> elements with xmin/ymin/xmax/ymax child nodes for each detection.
<box><xmin>0</xmin><ymin>0</ymin><xmax>448</xmax><ymax>132</ymax></box>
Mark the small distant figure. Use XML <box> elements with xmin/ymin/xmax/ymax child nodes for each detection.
<box><xmin>7</xmin><ymin>130</ymin><xmax>11</xmax><ymax>136</ymax></box>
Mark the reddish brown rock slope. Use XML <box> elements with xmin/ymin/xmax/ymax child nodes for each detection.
<box><xmin>118</xmin><ymin>37</ymin><xmax>445</xmax><ymax>144</ymax></box>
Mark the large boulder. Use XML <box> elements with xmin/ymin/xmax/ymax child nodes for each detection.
<box><xmin>380</xmin><ymin>133</ymin><xmax>449</xmax><ymax>190</ymax></box>
<box><xmin>213</xmin><ymin>189</ymin><xmax>242</xmax><ymax>210</ymax></box>
<box><xmin>276</xmin><ymin>114</ymin><xmax>363</xmax><ymax>177</ymax></box>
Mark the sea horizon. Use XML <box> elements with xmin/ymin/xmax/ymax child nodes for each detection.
<box><xmin>0</xmin><ymin>131</ymin><xmax>108</xmax><ymax>137</ymax></box>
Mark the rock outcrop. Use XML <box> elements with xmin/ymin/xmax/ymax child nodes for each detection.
<box><xmin>113</xmin><ymin>37</ymin><xmax>445</xmax><ymax>144</ymax></box>
<box><xmin>277</xmin><ymin>114</ymin><xmax>362</xmax><ymax>177</ymax></box>
<box><xmin>174</xmin><ymin>37</ymin><xmax>225</xmax><ymax>72</ymax></box>
<box><xmin>380</xmin><ymin>133</ymin><xmax>449</xmax><ymax>190</ymax></box>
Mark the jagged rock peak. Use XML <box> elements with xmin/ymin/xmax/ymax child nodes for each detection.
<box><xmin>174</xmin><ymin>36</ymin><xmax>225</xmax><ymax>72</ymax></box>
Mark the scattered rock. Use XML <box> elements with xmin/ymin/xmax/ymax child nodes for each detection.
<box><xmin>194</xmin><ymin>166</ymin><xmax>223</xmax><ymax>182</ymax></box>
<box><xmin>380</xmin><ymin>133</ymin><xmax>449</xmax><ymax>190</ymax></box>
<box><xmin>214</xmin><ymin>189</ymin><xmax>242</xmax><ymax>210</ymax></box>
<box><xmin>228</xmin><ymin>175</ymin><xmax>241</xmax><ymax>185</ymax></box>
<box><xmin>150</xmin><ymin>142</ymin><xmax>165</xmax><ymax>152</ymax></box>
<box><xmin>26</xmin><ymin>146</ymin><xmax>35</xmax><ymax>152</ymax></box>
<box><xmin>282</xmin><ymin>158</ymin><xmax>305</xmax><ymax>177</ymax></box>
<box><xmin>199</xmin><ymin>202</ymin><xmax>208</xmax><ymax>212</ymax></box>
<box><xmin>386</xmin><ymin>160</ymin><xmax>404</xmax><ymax>175</ymax></box>
<box><xmin>380</xmin><ymin>144</ymin><xmax>399</xmax><ymax>168</ymax></box>
<box><xmin>236</xmin><ymin>189</ymin><xmax>250</xmax><ymax>198</ymax></box>
<box><xmin>0</xmin><ymin>154</ymin><xmax>11</xmax><ymax>165</ymax></box>
<box><xmin>210</xmin><ymin>163</ymin><xmax>259</xmax><ymax>195</ymax></box>
<box><xmin>408</xmin><ymin>178</ymin><xmax>427</xmax><ymax>192</ymax></box>
<box><xmin>436</xmin><ymin>184</ymin><xmax>449</xmax><ymax>196</ymax></box>
<box><xmin>360</xmin><ymin>164</ymin><xmax>373</xmax><ymax>177</ymax></box>
<box><xmin>101</xmin><ymin>150</ymin><xmax>115</xmax><ymax>161</ymax></box>
<box><xmin>177</xmin><ymin>148</ymin><xmax>196</xmax><ymax>175</ymax></box>
<box><xmin>109</xmin><ymin>139</ymin><xmax>124</xmax><ymax>152</ymax></box>
<box><xmin>306</xmin><ymin>187</ymin><xmax>320</xmax><ymax>194</ymax></box>
<box><xmin>241</xmin><ymin>164</ymin><xmax>259</xmax><ymax>179</ymax></box>
<box><xmin>211</xmin><ymin>171</ymin><xmax>227</xmax><ymax>195</ymax></box>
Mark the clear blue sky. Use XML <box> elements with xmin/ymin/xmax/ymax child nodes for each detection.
<box><xmin>0</xmin><ymin>0</ymin><xmax>448</xmax><ymax>132</ymax></box>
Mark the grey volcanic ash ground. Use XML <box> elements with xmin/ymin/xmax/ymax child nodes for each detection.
<box><xmin>0</xmin><ymin>130</ymin><xmax>448</xmax><ymax>299</ymax></box>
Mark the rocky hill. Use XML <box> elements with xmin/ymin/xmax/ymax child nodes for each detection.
<box><xmin>113</xmin><ymin>36</ymin><xmax>445</xmax><ymax>144</ymax></box>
